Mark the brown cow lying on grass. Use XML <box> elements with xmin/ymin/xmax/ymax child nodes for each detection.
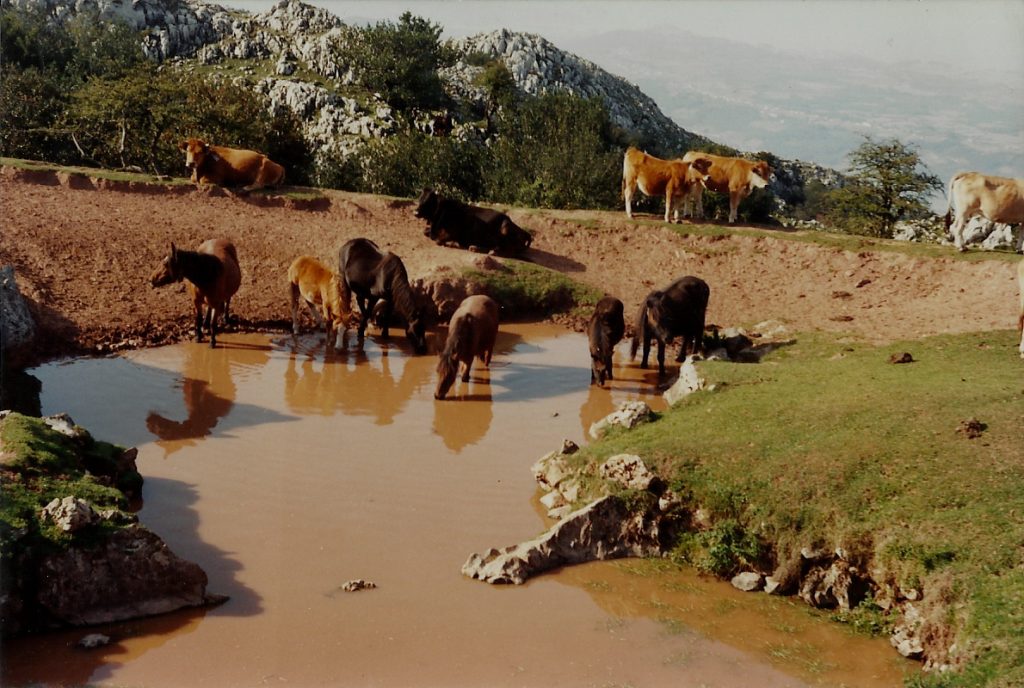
<box><xmin>179</xmin><ymin>138</ymin><xmax>285</xmax><ymax>191</ymax></box>
<box><xmin>622</xmin><ymin>147</ymin><xmax>712</xmax><ymax>223</ymax></box>
<box><xmin>681</xmin><ymin>151</ymin><xmax>772</xmax><ymax>224</ymax></box>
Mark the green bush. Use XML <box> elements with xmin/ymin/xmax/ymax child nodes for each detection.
<box><xmin>330</xmin><ymin>12</ymin><xmax>456</xmax><ymax>112</ymax></box>
<box><xmin>485</xmin><ymin>92</ymin><xmax>622</xmax><ymax>209</ymax></box>
<box><xmin>360</xmin><ymin>129</ymin><xmax>485</xmax><ymax>200</ymax></box>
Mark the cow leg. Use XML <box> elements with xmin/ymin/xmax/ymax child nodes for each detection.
<box><xmin>950</xmin><ymin>214</ymin><xmax>968</xmax><ymax>251</ymax></box>
<box><xmin>728</xmin><ymin>190</ymin><xmax>740</xmax><ymax>223</ymax></box>
<box><xmin>624</xmin><ymin>181</ymin><xmax>634</xmax><ymax>219</ymax></box>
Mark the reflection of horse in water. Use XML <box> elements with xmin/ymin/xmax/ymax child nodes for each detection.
<box><xmin>145</xmin><ymin>344</ymin><xmax>237</xmax><ymax>453</ymax></box>
<box><xmin>284</xmin><ymin>348</ymin><xmax>432</xmax><ymax>425</ymax></box>
<box><xmin>432</xmin><ymin>389</ymin><xmax>494</xmax><ymax>453</ymax></box>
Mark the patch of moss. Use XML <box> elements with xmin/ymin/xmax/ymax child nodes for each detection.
<box><xmin>1</xmin><ymin>413</ymin><xmax>134</xmax><ymax>555</ymax></box>
<box><xmin>463</xmin><ymin>259</ymin><xmax>601</xmax><ymax>318</ymax></box>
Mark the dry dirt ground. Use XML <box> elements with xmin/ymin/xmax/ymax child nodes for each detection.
<box><xmin>2</xmin><ymin>166</ymin><xmax>1020</xmax><ymax>366</ymax></box>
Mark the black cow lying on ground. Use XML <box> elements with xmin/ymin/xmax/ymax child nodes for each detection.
<box><xmin>415</xmin><ymin>189</ymin><xmax>532</xmax><ymax>256</ymax></box>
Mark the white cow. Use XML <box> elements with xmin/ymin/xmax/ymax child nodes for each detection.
<box><xmin>945</xmin><ymin>172</ymin><xmax>1024</xmax><ymax>252</ymax></box>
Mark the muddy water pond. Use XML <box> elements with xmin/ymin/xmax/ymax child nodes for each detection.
<box><xmin>5</xmin><ymin>324</ymin><xmax>913</xmax><ymax>687</ymax></box>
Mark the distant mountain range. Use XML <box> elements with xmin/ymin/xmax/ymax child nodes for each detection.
<box><xmin>560</xmin><ymin>30</ymin><xmax>1024</xmax><ymax>210</ymax></box>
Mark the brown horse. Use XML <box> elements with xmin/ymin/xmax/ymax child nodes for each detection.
<box><xmin>150</xmin><ymin>238</ymin><xmax>241</xmax><ymax>348</ymax></box>
<box><xmin>435</xmin><ymin>295</ymin><xmax>499</xmax><ymax>400</ymax></box>
<box><xmin>630</xmin><ymin>275</ymin><xmax>710</xmax><ymax>375</ymax></box>
<box><xmin>588</xmin><ymin>295</ymin><xmax>625</xmax><ymax>386</ymax></box>
<box><xmin>287</xmin><ymin>255</ymin><xmax>353</xmax><ymax>349</ymax></box>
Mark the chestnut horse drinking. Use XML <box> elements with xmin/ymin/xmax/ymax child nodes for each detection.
<box><xmin>588</xmin><ymin>295</ymin><xmax>625</xmax><ymax>386</ymax></box>
<box><xmin>338</xmin><ymin>238</ymin><xmax>428</xmax><ymax>354</ymax></box>
<box><xmin>435</xmin><ymin>295</ymin><xmax>499</xmax><ymax>400</ymax></box>
<box><xmin>630</xmin><ymin>275</ymin><xmax>710</xmax><ymax>375</ymax></box>
<box><xmin>288</xmin><ymin>255</ymin><xmax>353</xmax><ymax>350</ymax></box>
<box><xmin>150</xmin><ymin>238</ymin><xmax>241</xmax><ymax>348</ymax></box>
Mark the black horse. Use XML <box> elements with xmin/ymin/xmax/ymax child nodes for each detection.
<box><xmin>338</xmin><ymin>238</ymin><xmax>428</xmax><ymax>354</ymax></box>
<box><xmin>588</xmin><ymin>295</ymin><xmax>625</xmax><ymax>386</ymax></box>
<box><xmin>630</xmin><ymin>276</ymin><xmax>710</xmax><ymax>375</ymax></box>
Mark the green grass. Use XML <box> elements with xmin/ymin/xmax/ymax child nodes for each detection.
<box><xmin>620</xmin><ymin>216</ymin><xmax>1022</xmax><ymax>265</ymax></box>
<box><xmin>463</xmin><ymin>258</ymin><xmax>603</xmax><ymax>318</ymax></box>
<box><xmin>1</xmin><ymin>413</ymin><xmax>135</xmax><ymax>554</ymax></box>
<box><xmin>566</xmin><ymin>329</ymin><xmax>1024</xmax><ymax>686</ymax></box>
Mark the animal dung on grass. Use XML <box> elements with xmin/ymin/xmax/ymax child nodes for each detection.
<box><xmin>955</xmin><ymin>418</ymin><xmax>987</xmax><ymax>439</ymax></box>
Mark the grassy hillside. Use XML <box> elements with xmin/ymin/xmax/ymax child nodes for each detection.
<box><xmin>567</xmin><ymin>329</ymin><xmax>1024</xmax><ymax>687</ymax></box>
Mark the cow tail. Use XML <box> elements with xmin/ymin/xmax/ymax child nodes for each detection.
<box><xmin>945</xmin><ymin>173</ymin><xmax>960</xmax><ymax>230</ymax></box>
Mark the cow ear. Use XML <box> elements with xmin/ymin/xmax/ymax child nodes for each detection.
<box><xmin>178</xmin><ymin>141</ymin><xmax>187</xmax><ymax>151</ymax></box>
<box><xmin>170</xmin><ymin>242</ymin><xmax>177</xmax><ymax>256</ymax></box>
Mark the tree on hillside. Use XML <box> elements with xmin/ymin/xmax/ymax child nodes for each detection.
<box><xmin>827</xmin><ymin>137</ymin><xmax>941</xmax><ymax>238</ymax></box>
<box><xmin>331</xmin><ymin>12</ymin><xmax>456</xmax><ymax>112</ymax></box>
<box><xmin>485</xmin><ymin>92</ymin><xmax>622</xmax><ymax>209</ymax></box>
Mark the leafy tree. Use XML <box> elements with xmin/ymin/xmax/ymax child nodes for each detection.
<box><xmin>827</xmin><ymin>137</ymin><xmax>941</xmax><ymax>238</ymax></box>
<box><xmin>0</xmin><ymin>66</ymin><xmax>68</xmax><ymax>162</ymax></box>
<box><xmin>65</xmin><ymin>64</ymin><xmax>187</xmax><ymax>172</ymax></box>
<box><xmin>484</xmin><ymin>92</ymin><xmax>621</xmax><ymax>209</ymax></box>
<box><xmin>360</xmin><ymin>130</ymin><xmax>485</xmax><ymax>200</ymax></box>
<box><xmin>475</xmin><ymin>59</ymin><xmax>517</xmax><ymax>134</ymax></box>
<box><xmin>331</xmin><ymin>12</ymin><xmax>456</xmax><ymax>112</ymax></box>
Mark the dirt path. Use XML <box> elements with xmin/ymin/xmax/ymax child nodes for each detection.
<box><xmin>2</xmin><ymin>167</ymin><xmax>1019</xmax><ymax>364</ymax></box>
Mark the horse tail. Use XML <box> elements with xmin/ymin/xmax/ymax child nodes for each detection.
<box><xmin>630</xmin><ymin>299</ymin><xmax>648</xmax><ymax>361</ymax></box>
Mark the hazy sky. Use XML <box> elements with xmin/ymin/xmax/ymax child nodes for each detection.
<box><xmin>222</xmin><ymin>0</ymin><xmax>1024</xmax><ymax>79</ymax></box>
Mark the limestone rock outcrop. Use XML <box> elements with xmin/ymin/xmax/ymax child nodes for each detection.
<box><xmin>37</xmin><ymin>525</ymin><xmax>218</xmax><ymax>626</ymax></box>
<box><xmin>462</xmin><ymin>495</ymin><xmax>663</xmax><ymax>585</ymax></box>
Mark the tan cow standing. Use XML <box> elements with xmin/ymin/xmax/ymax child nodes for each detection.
<box><xmin>179</xmin><ymin>138</ymin><xmax>285</xmax><ymax>191</ymax></box>
<box><xmin>681</xmin><ymin>151</ymin><xmax>772</xmax><ymax>224</ymax></box>
<box><xmin>945</xmin><ymin>172</ymin><xmax>1024</xmax><ymax>252</ymax></box>
<box><xmin>622</xmin><ymin>147</ymin><xmax>711</xmax><ymax>223</ymax></box>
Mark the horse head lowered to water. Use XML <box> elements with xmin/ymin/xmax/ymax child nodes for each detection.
<box><xmin>434</xmin><ymin>294</ymin><xmax>499</xmax><ymax>400</ymax></box>
<box><xmin>338</xmin><ymin>237</ymin><xmax>428</xmax><ymax>354</ymax></box>
<box><xmin>150</xmin><ymin>238</ymin><xmax>241</xmax><ymax>348</ymax></box>
<box><xmin>588</xmin><ymin>295</ymin><xmax>625</xmax><ymax>386</ymax></box>
<box><xmin>630</xmin><ymin>275</ymin><xmax>709</xmax><ymax>375</ymax></box>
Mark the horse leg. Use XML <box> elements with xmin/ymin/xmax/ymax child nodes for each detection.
<box><xmin>208</xmin><ymin>304</ymin><xmax>219</xmax><ymax>348</ymax></box>
<box><xmin>657</xmin><ymin>339</ymin><xmax>666</xmax><ymax>376</ymax></box>
<box><xmin>605</xmin><ymin>352</ymin><xmax>614</xmax><ymax>380</ymax></box>
<box><xmin>356</xmin><ymin>296</ymin><xmax>372</xmax><ymax>341</ymax></box>
<box><xmin>290</xmin><ymin>284</ymin><xmax>301</xmax><ymax>336</ymax></box>
<box><xmin>305</xmin><ymin>298</ymin><xmax>326</xmax><ymax>336</ymax></box>
<box><xmin>640</xmin><ymin>328</ymin><xmax>651</xmax><ymax>369</ymax></box>
<box><xmin>461</xmin><ymin>356</ymin><xmax>473</xmax><ymax>383</ymax></box>
<box><xmin>379</xmin><ymin>301</ymin><xmax>392</xmax><ymax>339</ymax></box>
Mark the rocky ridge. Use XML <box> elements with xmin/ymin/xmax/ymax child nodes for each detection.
<box><xmin>16</xmin><ymin>0</ymin><xmax>836</xmax><ymax>201</ymax></box>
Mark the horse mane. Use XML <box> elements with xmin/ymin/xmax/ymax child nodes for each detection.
<box><xmin>591</xmin><ymin>311</ymin><xmax>610</xmax><ymax>356</ymax></box>
<box><xmin>176</xmin><ymin>249</ymin><xmax>224</xmax><ymax>290</ymax></box>
<box><xmin>380</xmin><ymin>253</ymin><xmax>421</xmax><ymax>320</ymax></box>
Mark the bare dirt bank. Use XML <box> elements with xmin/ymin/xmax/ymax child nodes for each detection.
<box><xmin>2</xmin><ymin>167</ymin><xmax>1019</xmax><ymax>364</ymax></box>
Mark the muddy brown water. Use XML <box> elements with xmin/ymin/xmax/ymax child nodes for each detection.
<box><xmin>4</xmin><ymin>324</ymin><xmax>913</xmax><ymax>687</ymax></box>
